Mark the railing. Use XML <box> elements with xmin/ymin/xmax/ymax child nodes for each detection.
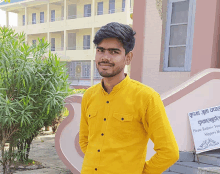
<box><xmin>67</xmin><ymin>13</ymin><xmax>91</xmax><ymax>19</ymax></box>
<box><xmin>95</xmin><ymin>7</ymin><xmax>133</xmax><ymax>15</ymax></box>
<box><xmin>50</xmin><ymin>16</ymin><xmax>64</xmax><ymax>22</ymax></box>
<box><xmin>66</xmin><ymin>46</ymin><xmax>91</xmax><ymax>50</ymax></box>
<box><xmin>50</xmin><ymin>47</ymin><xmax>64</xmax><ymax>51</ymax></box>
<box><xmin>27</xmin><ymin>19</ymin><xmax>47</xmax><ymax>25</ymax></box>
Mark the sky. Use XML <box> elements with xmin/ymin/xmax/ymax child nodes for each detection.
<box><xmin>0</xmin><ymin>9</ymin><xmax>18</xmax><ymax>26</ymax></box>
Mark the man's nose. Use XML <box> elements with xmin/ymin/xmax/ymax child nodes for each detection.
<box><xmin>101</xmin><ymin>51</ymin><xmax>111</xmax><ymax>61</ymax></box>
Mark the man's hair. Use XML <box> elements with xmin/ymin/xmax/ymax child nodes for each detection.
<box><xmin>93</xmin><ymin>22</ymin><xmax>136</xmax><ymax>55</ymax></box>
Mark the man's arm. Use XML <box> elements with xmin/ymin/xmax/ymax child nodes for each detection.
<box><xmin>79</xmin><ymin>92</ymin><xmax>89</xmax><ymax>154</ymax></box>
<box><xmin>142</xmin><ymin>91</ymin><xmax>179</xmax><ymax>174</ymax></box>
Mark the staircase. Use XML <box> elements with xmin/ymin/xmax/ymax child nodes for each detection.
<box><xmin>163</xmin><ymin>149</ymin><xmax>220</xmax><ymax>174</ymax></box>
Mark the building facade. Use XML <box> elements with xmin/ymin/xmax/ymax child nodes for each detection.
<box><xmin>0</xmin><ymin>0</ymin><xmax>134</xmax><ymax>89</ymax></box>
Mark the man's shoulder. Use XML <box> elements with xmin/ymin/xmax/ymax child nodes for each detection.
<box><xmin>82</xmin><ymin>83</ymin><xmax>100</xmax><ymax>98</ymax></box>
<box><xmin>129</xmin><ymin>78</ymin><xmax>158</xmax><ymax>96</ymax></box>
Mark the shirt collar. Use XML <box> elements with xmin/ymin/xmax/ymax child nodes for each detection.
<box><xmin>100</xmin><ymin>73</ymin><xmax>130</xmax><ymax>95</ymax></box>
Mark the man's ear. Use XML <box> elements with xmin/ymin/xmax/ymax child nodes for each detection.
<box><xmin>125</xmin><ymin>51</ymin><xmax>133</xmax><ymax>65</ymax></box>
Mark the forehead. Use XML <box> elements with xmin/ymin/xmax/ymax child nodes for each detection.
<box><xmin>98</xmin><ymin>38</ymin><xmax>124</xmax><ymax>49</ymax></box>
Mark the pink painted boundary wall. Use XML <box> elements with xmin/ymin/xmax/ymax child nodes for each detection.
<box><xmin>54</xmin><ymin>68</ymin><xmax>220</xmax><ymax>173</ymax></box>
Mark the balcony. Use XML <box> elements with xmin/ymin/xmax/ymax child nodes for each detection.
<box><xmin>66</xmin><ymin>46</ymin><xmax>94</xmax><ymax>61</ymax></box>
<box><xmin>50</xmin><ymin>47</ymin><xmax>66</xmax><ymax>60</ymax></box>
<box><xmin>11</xmin><ymin>6</ymin><xmax>133</xmax><ymax>34</ymax></box>
<box><xmin>94</xmin><ymin>7</ymin><xmax>133</xmax><ymax>27</ymax></box>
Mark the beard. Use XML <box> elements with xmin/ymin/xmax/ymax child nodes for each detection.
<box><xmin>97</xmin><ymin>64</ymin><xmax>124</xmax><ymax>78</ymax></box>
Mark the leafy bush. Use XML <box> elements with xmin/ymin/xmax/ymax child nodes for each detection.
<box><xmin>0</xmin><ymin>26</ymin><xmax>71</xmax><ymax>173</ymax></box>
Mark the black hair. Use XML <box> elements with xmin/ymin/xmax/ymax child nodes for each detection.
<box><xmin>93</xmin><ymin>22</ymin><xmax>136</xmax><ymax>55</ymax></box>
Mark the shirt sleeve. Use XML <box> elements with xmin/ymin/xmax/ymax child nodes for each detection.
<box><xmin>79</xmin><ymin>92</ymin><xmax>89</xmax><ymax>155</ymax></box>
<box><xmin>142</xmin><ymin>91</ymin><xmax>179</xmax><ymax>174</ymax></box>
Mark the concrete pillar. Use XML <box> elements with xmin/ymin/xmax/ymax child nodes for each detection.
<box><xmin>64</xmin><ymin>30</ymin><xmax>66</xmax><ymax>58</ymax></box>
<box><xmin>25</xmin><ymin>7</ymin><xmax>27</xmax><ymax>28</ymax></box>
<box><xmin>47</xmin><ymin>32</ymin><xmax>50</xmax><ymax>54</ymax></box>
<box><xmin>25</xmin><ymin>34</ymin><xmax>28</xmax><ymax>45</ymax></box>
<box><xmin>125</xmin><ymin>0</ymin><xmax>130</xmax><ymax>24</ymax></box>
<box><xmin>64</xmin><ymin>0</ymin><xmax>66</xmax><ymax>23</ymax></box>
<box><xmin>90</xmin><ymin>0</ymin><xmax>95</xmax><ymax>86</ymax></box>
<box><xmin>47</xmin><ymin>3</ymin><xmax>50</xmax><ymax>27</ymax></box>
<box><xmin>6</xmin><ymin>11</ymin><xmax>9</xmax><ymax>27</ymax></box>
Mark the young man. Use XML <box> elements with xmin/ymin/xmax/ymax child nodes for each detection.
<box><xmin>79</xmin><ymin>22</ymin><xmax>179</xmax><ymax>174</ymax></box>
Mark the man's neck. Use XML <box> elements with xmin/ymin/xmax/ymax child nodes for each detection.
<box><xmin>102</xmin><ymin>73</ymin><xmax>126</xmax><ymax>94</ymax></box>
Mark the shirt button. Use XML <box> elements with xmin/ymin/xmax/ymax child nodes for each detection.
<box><xmin>121</xmin><ymin>118</ymin><xmax>124</xmax><ymax>120</ymax></box>
<box><xmin>89</xmin><ymin>115</ymin><xmax>90</xmax><ymax>117</ymax></box>
<box><xmin>101</xmin><ymin>133</ymin><xmax>104</xmax><ymax>136</ymax></box>
<box><xmin>106</xmin><ymin>101</ymin><xmax>109</xmax><ymax>103</ymax></box>
<box><xmin>95</xmin><ymin>168</ymin><xmax>97</xmax><ymax>171</ymax></box>
<box><xmin>98</xmin><ymin>149</ymin><xmax>100</xmax><ymax>152</ymax></box>
<box><xmin>104</xmin><ymin>118</ymin><xmax>106</xmax><ymax>121</ymax></box>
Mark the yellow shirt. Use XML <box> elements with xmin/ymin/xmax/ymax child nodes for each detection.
<box><xmin>79</xmin><ymin>73</ymin><xmax>179</xmax><ymax>174</ymax></box>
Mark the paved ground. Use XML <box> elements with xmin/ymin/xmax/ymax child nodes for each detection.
<box><xmin>0</xmin><ymin>129</ymin><xmax>73</xmax><ymax>174</ymax></box>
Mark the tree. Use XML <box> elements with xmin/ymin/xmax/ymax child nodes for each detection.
<box><xmin>0</xmin><ymin>26</ymin><xmax>71</xmax><ymax>174</ymax></box>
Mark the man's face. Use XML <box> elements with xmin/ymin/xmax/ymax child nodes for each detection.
<box><xmin>95</xmin><ymin>38</ymin><xmax>132</xmax><ymax>78</ymax></box>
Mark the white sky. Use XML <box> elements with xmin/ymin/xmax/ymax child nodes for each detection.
<box><xmin>0</xmin><ymin>9</ymin><xmax>18</xmax><ymax>27</ymax></box>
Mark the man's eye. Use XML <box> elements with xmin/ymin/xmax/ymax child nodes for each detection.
<box><xmin>112</xmin><ymin>51</ymin><xmax>118</xmax><ymax>54</ymax></box>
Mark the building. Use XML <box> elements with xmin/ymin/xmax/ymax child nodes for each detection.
<box><xmin>0</xmin><ymin>0</ymin><xmax>134</xmax><ymax>89</ymax></box>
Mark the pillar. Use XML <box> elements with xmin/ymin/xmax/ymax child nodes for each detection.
<box><xmin>90</xmin><ymin>0</ymin><xmax>95</xmax><ymax>86</ymax></box>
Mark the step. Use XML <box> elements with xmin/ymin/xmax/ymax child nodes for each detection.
<box><xmin>170</xmin><ymin>161</ymin><xmax>219</xmax><ymax>174</ymax></box>
<box><xmin>195</xmin><ymin>149</ymin><xmax>220</xmax><ymax>167</ymax></box>
<box><xmin>197</xmin><ymin>167</ymin><xmax>220</xmax><ymax>174</ymax></box>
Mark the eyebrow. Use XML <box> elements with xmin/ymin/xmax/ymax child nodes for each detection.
<box><xmin>96</xmin><ymin>46</ymin><xmax>121</xmax><ymax>52</ymax></box>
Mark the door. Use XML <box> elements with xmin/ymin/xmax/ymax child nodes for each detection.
<box><xmin>68</xmin><ymin>33</ymin><xmax>76</xmax><ymax>50</ymax></box>
<box><xmin>68</xmin><ymin>4</ymin><xmax>77</xmax><ymax>19</ymax></box>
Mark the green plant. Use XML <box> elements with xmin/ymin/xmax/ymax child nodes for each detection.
<box><xmin>0</xmin><ymin>26</ymin><xmax>71</xmax><ymax>174</ymax></box>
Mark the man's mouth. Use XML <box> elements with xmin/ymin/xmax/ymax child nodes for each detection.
<box><xmin>99</xmin><ymin>63</ymin><xmax>113</xmax><ymax>66</ymax></box>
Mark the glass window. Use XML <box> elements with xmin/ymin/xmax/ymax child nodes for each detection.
<box><xmin>69</xmin><ymin>61</ymin><xmax>76</xmax><ymax>77</ymax></box>
<box><xmin>97</xmin><ymin>2</ymin><xmax>103</xmax><ymax>15</ymax></box>
<box><xmin>109</xmin><ymin>0</ymin><xmax>115</xmax><ymax>14</ymax></box>
<box><xmin>32</xmin><ymin>13</ymin><xmax>36</xmax><ymax>24</ymax></box>
<box><xmin>82</xmin><ymin>61</ymin><xmax>91</xmax><ymax>78</ymax></box>
<box><xmin>40</xmin><ymin>12</ymin><xmax>44</xmax><ymax>23</ymax></box>
<box><xmin>94</xmin><ymin>61</ymin><xmax>102</xmax><ymax>79</ymax></box>
<box><xmin>83</xmin><ymin>35</ymin><xmax>90</xmax><ymax>50</ymax></box>
<box><xmin>84</xmin><ymin>4</ymin><xmax>91</xmax><ymax>17</ymax></box>
<box><xmin>51</xmin><ymin>38</ymin><xmax>55</xmax><ymax>51</ymax></box>
<box><xmin>163</xmin><ymin>0</ymin><xmax>195</xmax><ymax>71</ymax></box>
<box><xmin>22</xmin><ymin>15</ymin><xmax>25</xmax><ymax>26</ymax></box>
<box><xmin>122</xmin><ymin>0</ymin><xmax>125</xmax><ymax>12</ymax></box>
<box><xmin>51</xmin><ymin>10</ymin><xmax>55</xmax><ymax>22</ymax></box>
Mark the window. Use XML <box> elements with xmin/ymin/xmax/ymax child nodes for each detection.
<box><xmin>32</xmin><ymin>40</ymin><xmax>36</xmax><ymax>46</ymax></box>
<box><xmin>109</xmin><ymin>0</ymin><xmax>115</xmax><ymax>14</ymax></box>
<box><xmin>82</xmin><ymin>61</ymin><xmax>91</xmax><ymax>78</ymax></box>
<box><xmin>22</xmin><ymin>15</ymin><xmax>25</xmax><ymax>26</ymax></box>
<box><xmin>122</xmin><ymin>0</ymin><xmax>125</xmax><ymax>12</ymax></box>
<box><xmin>69</xmin><ymin>61</ymin><xmax>76</xmax><ymax>77</ymax></box>
<box><xmin>84</xmin><ymin>4</ymin><xmax>91</xmax><ymax>17</ymax></box>
<box><xmin>68</xmin><ymin>4</ymin><xmax>77</xmax><ymax>19</ymax></box>
<box><xmin>94</xmin><ymin>60</ymin><xmax>102</xmax><ymax>79</ymax></box>
<box><xmin>51</xmin><ymin>10</ymin><xmax>55</xmax><ymax>22</ymax></box>
<box><xmin>51</xmin><ymin>38</ymin><xmax>55</xmax><ymax>51</ymax></box>
<box><xmin>32</xmin><ymin>13</ymin><xmax>36</xmax><ymax>24</ymax></box>
<box><xmin>83</xmin><ymin>35</ymin><xmax>90</xmax><ymax>50</ymax></box>
<box><xmin>40</xmin><ymin>12</ymin><xmax>44</xmax><ymax>23</ymax></box>
<box><xmin>163</xmin><ymin>0</ymin><xmax>196</xmax><ymax>72</ymax></box>
<box><xmin>97</xmin><ymin>2</ymin><xmax>103</xmax><ymax>15</ymax></box>
<box><xmin>122</xmin><ymin>0</ymin><xmax>131</xmax><ymax>12</ymax></box>
<box><xmin>68</xmin><ymin>33</ymin><xmax>76</xmax><ymax>50</ymax></box>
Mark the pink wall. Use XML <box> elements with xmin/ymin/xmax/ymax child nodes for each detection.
<box><xmin>130</xmin><ymin>0</ymin><xmax>146</xmax><ymax>82</ymax></box>
<box><xmin>190</xmin><ymin>0</ymin><xmax>220</xmax><ymax>77</ymax></box>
